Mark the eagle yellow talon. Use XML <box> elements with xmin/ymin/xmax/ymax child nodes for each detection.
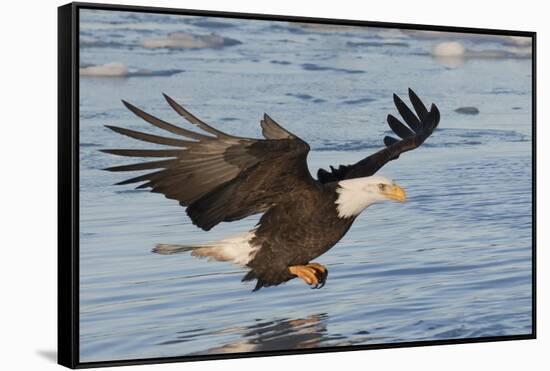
<box><xmin>289</xmin><ymin>262</ymin><xmax>328</xmax><ymax>289</ymax></box>
<box><xmin>307</xmin><ymin>262</ymin><xmax>327</xmax><ymax>274</ymax></box>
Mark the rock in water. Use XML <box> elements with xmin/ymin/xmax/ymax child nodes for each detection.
<box><xmin>455</xmin><ymin>106</ymin><xmax>480</xmax><ymax>115</ymax></box>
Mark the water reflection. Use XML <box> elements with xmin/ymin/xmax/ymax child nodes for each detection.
<box><xmin>158</xmin><ymin>313</ymin><xmax>386</xmax><ymax>355</ymax></box>
<box><xmin>158</xmin><ymin>314</ymin><xmax>352</xmax><ymax>354</ymax></box>
<box><xmin>212</xmin><ymin>314</ymin><xmax>342</xmax><ymax>353</ymax></box>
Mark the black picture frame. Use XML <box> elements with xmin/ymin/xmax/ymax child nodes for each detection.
<box><xmin>58</xmin><ymin>2</ymin><xmax>537</xmax><ymax>369</ymax></box>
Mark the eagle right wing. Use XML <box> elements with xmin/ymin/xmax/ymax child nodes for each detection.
<box><xmin>317</xmin><ymin>89</ymin><xmax>440</xmax><ymax>183</ymax></box>
<box><xmin>102</xmin><ymin>94</ymin><xmax>313</xmax><ymax>231</ymax></box>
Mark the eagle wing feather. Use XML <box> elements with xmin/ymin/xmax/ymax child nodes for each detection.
<box><xmin>103</xmin><ymin>94</ymin><xmax>313</xmax><ymax>231</ymax></box>
<box><xmin>317</xmin><ymin>89</ymin><xmax>440</xmax><ymax>183</ymax></box>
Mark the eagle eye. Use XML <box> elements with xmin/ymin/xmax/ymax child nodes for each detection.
<box><xmin>378</xmin><ymin>183</ymin><xmax>387</xmax><ymax>191</ymax></box>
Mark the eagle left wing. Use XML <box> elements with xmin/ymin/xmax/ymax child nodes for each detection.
<box><xmin>102</xmin><ymin>94</ymin><xmax>314</xmax><ymax>231</ymax></box>
<box><xmin>317</xmin><ymin>88</ymin><xmax>440</xmax><ymax>183</ymax></box>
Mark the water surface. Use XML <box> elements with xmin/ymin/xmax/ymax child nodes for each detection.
<box><xmin>79</xmin><ymin>9</ymin><xmax>533</xmax><ymax>363</ymax></box>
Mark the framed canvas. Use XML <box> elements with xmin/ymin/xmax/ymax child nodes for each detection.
<box><xmin>58</xmin><ymin>2</ymin><xmax>536</xmax><ymax>368</ymax></box>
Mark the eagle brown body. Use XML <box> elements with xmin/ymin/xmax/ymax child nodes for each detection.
<box><xmin>244</xmin><ymin>183</ymin><xmax>354</xmax><ymax>289</ymax></box>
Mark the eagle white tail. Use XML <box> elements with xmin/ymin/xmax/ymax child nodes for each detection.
<box><xmin>153</xmin><ymin>231</ymin><xmax>257</xmax><ymax>266</ymax></box>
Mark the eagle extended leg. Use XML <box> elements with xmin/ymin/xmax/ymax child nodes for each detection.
<box><xmin>288</xmin><ymin>262</ymin><xmax>329</xmax><ymax>289</ymax></box>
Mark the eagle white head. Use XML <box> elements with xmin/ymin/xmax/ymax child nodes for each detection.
<box><xmin>335</xmin><ymin>175</ymin><xmax>406</xmax><ymax>218</ymax></box>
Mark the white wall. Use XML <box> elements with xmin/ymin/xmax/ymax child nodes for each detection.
<box><xmin>1</xmin><ymin>0</ymin><xmax>546</xmax><ymax>370</ymax></box>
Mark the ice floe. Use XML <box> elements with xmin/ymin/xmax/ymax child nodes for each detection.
<box><xmin>79</xmin><ymin>62</ymin><xmax>183</xmax><ymax>78</ymax></box>
<box><xmin>432</xmin><ymin>41</ymin><xmax>466</xmax><ymax>57</ymax></box>
<box><xmin>431</xmin><ymin>39</ymin><xmax>531</xmax><ymax>68</ymax></box>
<box><xmin>80</xmin><ymin>62</ymin><xmax>128</xmax><ymax>77</ymax></box>
<box><xmin>142</xmin><ymin>32</ymin><xmax>241</xmax><ymax>49</ymax></box>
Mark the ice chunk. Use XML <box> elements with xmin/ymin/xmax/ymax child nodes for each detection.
<box><xmin>80</xmin><ymin>63</ymin><xmax>183</xmax><ymax>78</ymax></box>
<box><xmin>503</xmin><ymin>36</ymin><xmax>532</xmax><ymax>46</ymax></box>
<box><xmin>79</xmin><ymin>62</ymin><xmax>128</xmax><ymax>77</ymax></box>
<box><xmin>432</xmin><ymin>41</ymin><xmax>465</xmax><ymax>57</ymax></box>
<box><xmin>142</xmin><ymin>32</ymin><xmax>241</xmax><ymax>49</ymax></box>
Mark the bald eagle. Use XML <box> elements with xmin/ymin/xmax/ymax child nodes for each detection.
<box><xmin>102</xmin><ymin>89</ymin><xmax>440</xmax><ymax>291</ymax></box>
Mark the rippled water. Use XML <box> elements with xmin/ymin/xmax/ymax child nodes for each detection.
<box><xmin>78</xmin><ymin>9</ymin><xmax>533</xmax><ymax>363</ymax></box>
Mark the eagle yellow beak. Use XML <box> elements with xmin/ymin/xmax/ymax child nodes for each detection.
<box><xmin>383</xmin><ymin>184</ymin><xmax>406</xmax><ymax>203</ymax></box>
